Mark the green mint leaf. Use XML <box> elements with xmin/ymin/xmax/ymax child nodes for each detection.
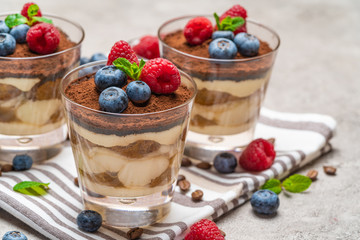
<box><xmin>13</xmin><ymin>181</ymin><xmax>50</xmax><ymax>196</ymax></box>
<box><xmin>217</xmin><ymin>15</ymin><xmax>245</xmax><ymax>31</ymax></box>
<box><xmin>213</xmin><ymin>13</ymin><xmax>221</xmax><ymax>30</ymax></box>
<box><xmin>27</xmin><ymin>4</ymin><xmax>39</xmax><ymax>18</ymax></box>
<box><xmin>261</xmin><ymin>179</ymin><xmax>282</xmax><ymax>194</ymax></box>
<box><xmin>31</xmin><ymin>16</ymin><xmax>53</xmax><ymax>25</ymax></box>
<box><xmin>282</xmin><ymin>174</ymin><xmax>312</xmax><ymax>193</ymax></box>
<box><xmin>113</xmin><ymin>57</ymin><xmax>143</xmax><ymax>80</ymax></box>
<box><xmin>5</xmin><ymin>14</ymin><xmax>28</xmax><ymax>28</ymax></box>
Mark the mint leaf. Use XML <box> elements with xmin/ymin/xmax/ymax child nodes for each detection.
<box><xmin>261</xmin><ymin>179</ymin><xmax>282</xmax><ymax>194</ymax></box>
<box><xmin>31</xmin><ymin>16</ymin><xmax>53</xmax><ymax>25</ymax></box>
<box><xmin>27</xmin><ymin>4</ymin><xmax>39</xmax><ymax>18</ymax></box>
<box><xmin>282</xmin><ymin>174</ymin><xmax>312</xmax><ymax>193</ymax></box>
<box><xmin>5</xmin><ymin>14</ymin><xmax>28</xmax><ymax>28</ymax></box>
<box><xmin>113</xmin><ymin>58</ymin><xmax>145</xmax><ymax>80</ymax></box>
<box><xmin>13</xmin><ymin>181</ymin><xmax>50</xmax><ymax>196</ymax></box>
<box><xmin>213</xmin><ymin>13</ymin><xmax>245</xmax><ymax>32</ymax></box>
<box><xmin>214</xmin><ymin>13</ymin><xmax>221</xmax><ymax>30</ymax></box>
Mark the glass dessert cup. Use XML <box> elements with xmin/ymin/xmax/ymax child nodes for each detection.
<box><xmin>0</xmin><ymin>13</ymin><xmax>84</xmax><ymax>162</ymax></box>
<box><xmin>61</xmin><ymin>61</ymin><xmax>197</xmax><ymax>227</ymax></box>
<box><xmin>158</xmin><ymin>16</ymin><xmax>280</xmax><ymax>161</ymax></box>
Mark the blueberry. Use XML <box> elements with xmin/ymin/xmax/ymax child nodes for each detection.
<box><xmin>77</xmin><ymin>210</ymin><xmax>102</xmax><ymax>233</ymax></box>
<box><xmin>213</xmin><ymin>152</ymin><xmax>237</xmax><ymax>173</ymax></box>
<box><xmin>212</xmin><ymin>31</ymin><xmax>234</xmax><ymax>41</ymax></box>
<box><xmin>99</xmin><ymin>87</ymin><xmax>128</xmax><ymax>113</ymax></box>
<box><xmin>0</xmin><ymin>20</ymin><xmax>10</xmax><ymax>33</ymax></box>
<box><xmin>80</xmin><ymin>57</ymin><xmax>90</xmax><ymax>65</ymax></box>
<box><xmin>208</xmin><ymin>38</ymin><xmax>237</xmax><ymax>59</ymax></box>
<box><xmin>0</xmin><ymin>33</ymin><xmax>16</xmax><ymax>56</ymax></box>
<box><xmin>94</xmin><ymin>65</ymin><xmax>127</xmax><ymax>91</ymax></box>
<box><xmin>234</xmin><ymin>32</ymin><xmax>260</xmax><ymax>57</ymax></box>
<box><xmin>250</xmin><ymin>189</ymin><xmax>279</xmax><ymax>215</ymax></box>
<box><xmin>12</xmin><ymin>154</ymin><xmax>33</xmax><ymax>171</ymax></box>
<box><xmin>10</xmin><ymin>24</ymin><xmax>30</xmax><ymax>43</ymax></box>
<box><xmin>126</xmin><ymin>80</ymin><xmax>151</xmax><ymax>105</ymax></box>
<box><xmin>2</xmin><ymin>231</ymin><xmax>28</xmax><ymax>240</ymax></box>
<box><xmin>90</xmin><ymin>53</ymin><xmax>107</xmax><ymax>62</ymax></box>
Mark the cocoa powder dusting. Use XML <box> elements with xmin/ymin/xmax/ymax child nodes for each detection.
<box><xmin>65</xmin><ymin>74</ymin><xmax>193</xmax><ymax>114</ymax></box>
<box><xmin>163</xmin><ymin>30</ymin><xmax>273</xmax><ymax>59</ymax></box>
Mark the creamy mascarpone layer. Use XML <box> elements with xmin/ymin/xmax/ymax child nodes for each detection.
<box><xmin>193</xmin><ymin>71</ymin><xmax>270</xmax><ymax>98</ymax></box>
<box><xmin>0</xmin><ymin>94</ymin><xmax>25</xmax><ymax>108</ymax></box>
<box><xmin>0</xmin><ymin>77</ymin><xmax>41</xmax><ymax>92</ymax></box>
<box><xmin>0</xmin><ymin>120</ymin><xmax>63</xmax><ymax>135</ymax></box>
<box><xmin>190</xmin><ymin>120</ymin><xmax>254</xmax><ymax>135</ymax></box>
<box><xmin>72</xmin><ymin>121</ymin><xmax>185</xmax><ymax>147</ymax></box>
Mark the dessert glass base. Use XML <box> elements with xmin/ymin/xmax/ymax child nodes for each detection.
<box><xmin>0</xmin><ymin>13</ymin><xmax>84</xmax><ymax>162</ymax></box>
<box><xmin>61</xmin><ymin>61</ymin><xmax>196</xmax><ymax>227</ymax></box>
<box><xmin>158</xmin><ymin>16</ymin><xmax>280</xmax><ymax>161</ymax></box>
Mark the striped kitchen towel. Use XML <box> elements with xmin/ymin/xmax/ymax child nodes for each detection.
<box><xmin>0</xmin><ymin>108</ymin><xmax>336</xmax><ymax>240</ymax></box>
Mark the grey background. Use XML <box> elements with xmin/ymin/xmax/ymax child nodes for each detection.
<box><xmin>1</xmin><ymin>0</ymin><xmax>360</xmax><ymax>239</ymax></box>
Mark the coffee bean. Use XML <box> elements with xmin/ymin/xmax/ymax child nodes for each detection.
<box><xmin>1</xmin><ymin>164</ymin><xmax>13</xmax><ymax>172</ymax></box>
<box><xmin>323</xmin><ymin>166</ymin><xmax>336</xmax><ymax>175</ymax></box>
<box><xmin>177</xmin><ymin>174</ymin><xmax>186</xmax><ymax>184</ymax></box>
<box><xmin>181</xmin><ymin>158</ymin><xmax>192</xmax><ymax>167</ymax></box>
<box><xmin>178</xmin><ymin>180</ymin><xmax>191</xmax><ymax>192</ymax></box>
<box><xmin>196</xmin><ymin>162</ymin><xmax>211</xmax><ymax>170</ymax></box>
<box><xmin>74</xmin><ymin>177</ymin><xmax>79</xmax><ymax>187</ymax></box>
<box><xmin>306</xmin><ymin>170</ymin><xmax>318</xmax><ymax>181</ymax></box>
<box><xmin>127</xmin><ymin>227</ymin><xmax>143</xmax><ymax>239</ymax></box>
<box><xmin>191</xmin><ymin>189</ymin><xmax>203</xmax><ymax>201</ymax></box>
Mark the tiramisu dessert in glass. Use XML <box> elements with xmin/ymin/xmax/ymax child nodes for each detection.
<box><xmin>61</xmin><ymin>40</ymin><xmax>196</xmax><ymax>227</ymax></box>
<box><xmin>0</xmin><ymin>2</ymin><xmax>84</xmax><ymax>161</ymax></box>
<box><xmin>158</xmin><ymin>5</ymin><xmax>280</xmax><ymax>161</ymax></box>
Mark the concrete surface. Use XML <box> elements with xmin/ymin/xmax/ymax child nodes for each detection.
<box><xmin>1</xmin><ymin>0</ymin><xmax>360</xmax><ymax>239</ymax></box>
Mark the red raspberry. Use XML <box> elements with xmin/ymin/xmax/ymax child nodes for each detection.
<box><xmin>220</xmin><ymin>4</ymin><xmax>248</xmax><ymax>34</ymax></box>
<box><xmin>184</xmin><ymin>17</ymin><xmax>213</xmax><ymax>45</ymax></box>
<box><xmin>26</xmin><ymin>23</ymin><xmax>60</xmax><ymax>55</ymax></box>
<box><xmin>21</xmin><ymin>2</ymin><xmax>42</xmax><ymax>19</ymax></box>
<box><xmin>185</xmin><ymin>219</ymin><xmax>224</xmax><ymax>240</ymax></box>
<box><xmin>132</xmin><ymin>35</ymin><xmax>160</xmax><ymax>59</ymax></box>
<box><xmin>140</xmin><ymin>58</ymin><xmax>181</xmax><ymax>94</ymax></box>
<box><xmin>239</xmin><ymin>138</ymin><xmax>276</xmax><ymax>171</ymax></box>
<box><xmin>107</xmin><ymin>40</ymin><xmax>139</xmax><ymax>65</ymax></box>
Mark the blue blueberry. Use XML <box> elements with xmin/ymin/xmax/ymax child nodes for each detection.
<box><xmin>90</xmin><ymin>53</ymin><xmax>107</xmax><ymax>62</ymax></box>
<box><xmin>212</xmin><ymin>31</ymin><xmax>234</xmax><ymax>41</ymax></box>
<box><xmin>12</xmin><ymin>155</ymin><xmax>33</xmax><ymax>171</ymax></box>
<box><xmin>213</xmin><ymin>152</ymin><xmax>237</xmax><ymax>173</ymax></box>
<box><xmin>0</xmin><ymin>20</ymin><xmax>10</xmax><ymax>33</ymax></box>
<box><xmin>80</xmin><ymin>57</ymin><xmax>90</xmax><ymax>65</ymax></box>
<box><xmin>99</xmin><ymin>87</ymin><xmax>128</xmax><ymax>113</ymax></box>
<box><xmin>126</xmin><ymin>80</ymin><xmax>151</xmax><ymax>105</ymax></box>
<box><xmin>94</xmin><ymin>65</ymin><xmax>127</xmax><ymax>92</ymax></box>
<box><xmin>2</xmin><ymin>231</ymin><xmax>28</xmax><ymax>240</ymax></box>
<box><xmin>0</xmin><ymin>33</ymin><xmax>16</xmax><ymax>56</ymax></box>
<box><xmin>208</xmin><ymin>38</ymin><xmax>237</xmax><ymax>59</ymax></box>
<box><xmin>234</xmin><ymin>32</ymin><xmax>260</xmax><ymax>57</ymax></box>
<box><xmin>10</xmin><ymin>24</ymin><xmax>30</xmax><ymax>43</ymax></box>
<box><xmin>250</xmin><ymin>189</ymin><xmax>279</xmax><ymax>215</ymax></box>
<box><xmin>77</xmin><ymin>210</ymin><xmax>102</xmax><ymax>232</ymax></box>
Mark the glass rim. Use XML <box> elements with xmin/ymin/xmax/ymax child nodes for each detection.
<box><xmin>157</xmin><ymin>15</ymin><xmax>281</xmax><ymax>63</ymax></box>
<box><xmin>60</xmin><ymin>60</ymin><xmax>198</xmax><ymax>117</ymax></box>
<box><xmin>0</xmin><ymin>12</ymin><xmax>85</xmax><ymax>61</ymax></box>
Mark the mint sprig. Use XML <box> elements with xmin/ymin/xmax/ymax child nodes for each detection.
<box><xmin>214</xmin><ymin>13</ymin><xmax>244</xmax><ymax>32</ymax></box>
<box><xmin>5</xmin><ymin>4</ymin><xmax>52</xmax><ymax>28</ymax></box>
<box><xmin>13</xmin><ymin>181</ymin><xmax>50</xmax><ymax>196</ymax></box>
<box><xmin>113</xmin><ymin>58</ymin><xmax>145</xmax><ymax>80</ymax></box>
<box><xmin>261</xmin><ymin>174</ymin><xmax>312</xmax><ymax>194</ymax></box>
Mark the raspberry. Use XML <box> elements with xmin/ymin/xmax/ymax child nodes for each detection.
<box><xmin>132</xmin><ymin>35</ymin><xmax>160</xmax><ymax>59</ymax></box>
<box><xmin>21</xmin><ymin>2</ymin><xmax>42</xmax><ymax>19</ymax></box>
<box><xmin>185</xmin><ymin>219</ymin><xmax>224</xmax><ymax>240</ymax></box>
<box><xmin>184</xmin><ymin>17</ymin><xmax>213</xmax><ymax>45</ymax></box>
<box><xmin>220</xmin><ymin>4</ymin><xmax>248</xmax><ymax>34</ymax></box>
<box><xmin>26</xmin><ymin>23</ymin><xmax>60</xmax><ymax>55</ymax></box>
<box><xmin>107</xmin><ymin>40</ymin><xmax>139</xmax><ymax>65</ymax></box>
<box><xmin>140</xmin><ymin>58</ymin><xmax>180</xmax><ymax>94</ymax></box>
<box><xmin>239</xmin><ymin>138</ymin><xmax>276</xmax><ymax>171</ymax></box>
